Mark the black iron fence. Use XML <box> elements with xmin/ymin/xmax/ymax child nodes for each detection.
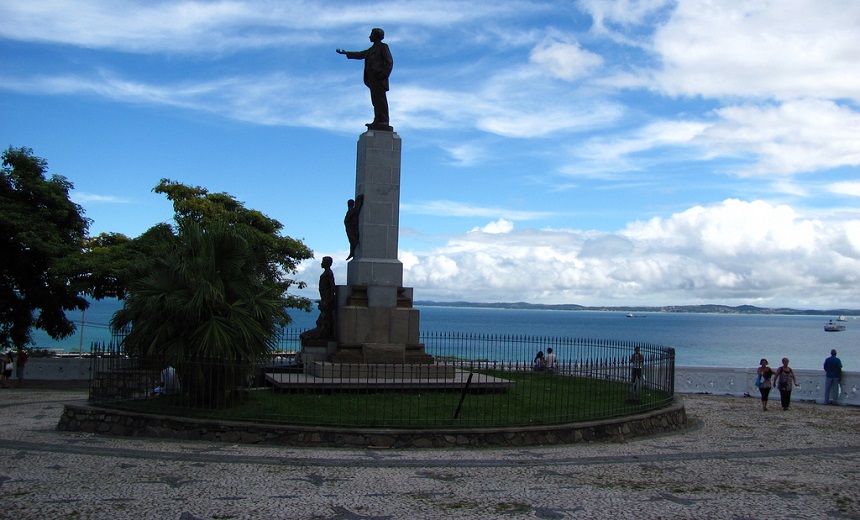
<box><xmin>88</xmin><ymin>329</ymin><xmax>675</xmax><ymax>428</ymax></box>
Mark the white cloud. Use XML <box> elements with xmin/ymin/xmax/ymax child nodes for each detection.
<box><xmin>701</xmin><ymin>100</ymin><xmax>860</xmax><ymax>176</ymax></box>
<box><xmin>442</xmin><ymin>142</ymin><xmax>487</xmax><ymax>167</ymax></box>
<box><xmin>470</xmin><ymin>218</ymin><xmax>514</xmax><ymax>234</ymax></box>
<box><xmin>622</xmin><ymin>199</ymin><xmax>819</xmax><ymax>256</ymax></box>
<box><xmin>72</xmin><ymin>192</ymin><xmax>130</xmax><ymax>204</ymax></box>
<box><xmin>403</xmin><ymin>199</ymin><xmax>860</xmax><ymax>308</ymax></box>
<box><xmin>565</xmin><ymin>99</ymin><xmax>860</xmax><ymax>179</ymax></box>
<box><xmin>529</xmin><ymin>36</ymin><xmax>603</xmax><ymax>81</ymax></box>
<box><xmin>402</xmin><ymin>200</ymin><xmax>557</xmax><ymax>221</ymax></box>
<box><xmin>0</xmin><ymin>1</ymin><xmax>548</xmax><ymax>54</ymax></box>
<box><xmin>571</xmin><ymin>1</ymin><xmax>860</xmax><ymax>181</ymax></box>
<box><xmin>573</xmin><ymin>119</ymin><xmax>708</xmax><ymax>168</ymax></box>
<box><xmin>827</xmin><ymin>182</ymin><xmax>860</xmax><ymax>198</ymax></box>
<box><xmin>580</xmin><ymin>0</ymin><xmax>673</xmax><ymax>41</ymax></box>
<box><xmin>650</xmin><ymin>1</ymin><xmax>860</xmax><ymax>101</ymax></box>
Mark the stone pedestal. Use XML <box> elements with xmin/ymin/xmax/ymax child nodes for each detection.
<box><xmin>330</xmin><ymin>130</ymin><xmax>433</xmax><ymax>365</ymax></box>
<box><xmin>346</xmin><ymin>130</ymin><xmax>404</xmax><ymax>290</ymax></box>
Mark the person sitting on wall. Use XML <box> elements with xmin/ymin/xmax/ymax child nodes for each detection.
<box><xmin>545</xmin><ymin>347</ymin><xmax>557</xmax><ymax>373</ymax></box>
<box><xmin>533</xmin><ymin>350</ymin><xmax>545</xmax><ymax>371</ymax></box>
<box><xmin>153</xmin><ymin>364</ymin><xmax>180</xmax><ymax>396</ymax></box>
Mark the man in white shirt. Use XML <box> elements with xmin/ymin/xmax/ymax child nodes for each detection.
<box><xmin>545</xmin><ymin>348</ymin><xmax>557</xmax><ymax>373</ymax></box>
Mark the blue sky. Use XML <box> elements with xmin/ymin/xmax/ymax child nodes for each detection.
<box><xmin>2</xmin><ymin>0</ymin><xmax>860</xmax><ymax>308</ymax></box>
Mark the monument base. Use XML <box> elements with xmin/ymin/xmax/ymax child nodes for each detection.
<box><xmin>298</xmin><ymin>340</ymin><xmax>340</xmax><ymax>374</ymax></box>
<box><xmin>307</xmin><ymin>361</ymin><xmax>454</xmax><ymax>379</ymax></box>
<box><xmin>298</xmin><ymin>284</ymin><xmax>433</xmax><ymax>365</ymax></box>
<box><xmin>329</xmin><ymin>342</ymin><xmax>434</xmax><ymax>365</ymax></box>
<box><xmin>298</xmin><ymin>129</ymin><xmax>435</xmax><ymax>367</ymax></box>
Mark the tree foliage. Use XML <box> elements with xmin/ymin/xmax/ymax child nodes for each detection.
<box><xmin>111</xmin><ymin>222</ymin><xmax>289</xmax><ymax>406</ymax></box>
<box><xmin>152</xmin><ymin>179</ymin><xmax>313</xmax><ymax>312</ymax></box>
<box><xmin>106</xmin><ymin>179</ymin><xmax>314</xmax><ymax>403</ymax></box>
<box><xmin>111</xmin><ymin>222</ymin><xmax>288</xmax><ymax>359</ymax></box>
<box><xmin>0</xmin><ymin>147</ymin><xmax>90</xmax><ymax>348</ymax></box>
<box><xmin>76</xmin><ymin>224</ymin><xmax>176</xmax><ymax>300</ymax></box>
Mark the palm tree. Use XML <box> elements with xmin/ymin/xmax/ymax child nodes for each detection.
<box><xmin>111</xmin><ymin>221</ymin><xmax>286</xmax><ymax>407</ymax></box>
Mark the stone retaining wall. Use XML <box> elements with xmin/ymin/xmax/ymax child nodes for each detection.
<box><xmin>58</xmin><ymin>399</ymin><xmax>687</xmax><ymax>448</ymax></box>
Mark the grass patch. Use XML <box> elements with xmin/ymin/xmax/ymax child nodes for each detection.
<box><xmin>106</xmin><ymin>369</ymin><xmax>670</xmax><ymax>428</ymax></box>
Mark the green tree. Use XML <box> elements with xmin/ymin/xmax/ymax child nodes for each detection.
<box><xmin>151</xmin><ymin>179</ymin><xmax>312</xmax><ymax>312</ymax></box>
<box><xmin>105</xmin><ymin>180</ymin><xmax>313</xmax><ymax>405</ymax></box>
<box><xmin>111</xmin><ymin>222</ymin><xmax>287</xmax><ymax>406</ymax></box>
<box><xmin>83</xmin><ymin>178</ymin><xmax>312</xmax><ymax>310</ymax></box>
<box><xmin>0</xmin><ymin>147</ymin><xmax>90</xmax><ymax>349</ymax></box>
<box><xmin>76</xmin><ymin>224</ymin><xmax>176</xmax><ymax>300</ymax></box>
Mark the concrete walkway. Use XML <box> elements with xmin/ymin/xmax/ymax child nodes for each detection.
<box><xmin>1</xmin><ymin>385</ymin><xmax>858</xmax><ymax>519</ymax></box>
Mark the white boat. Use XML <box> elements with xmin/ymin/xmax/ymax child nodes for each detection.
<box><xmin>824</xmin><ymin>320</ymin><xmax>846</xmax><ymax>332</ymax></box>
<box><xmin>837</xmin><ymin>315</ymin><xmax>847</xmax><ymax>321</ymax></box>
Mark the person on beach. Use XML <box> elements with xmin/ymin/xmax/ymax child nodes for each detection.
<box><xmin>533</xmin><ymin>351</ymin><xmax>545</xmax><ymax>371</ymax></box>
<box><xmin>756</xmin><ymin>358</ymin><xmax>774</xmax><ymax>411</ymax></box>
<box><xmin>823</xmin><ymin>349</ymin><xmax>842</xmax><ymax>405</ymax></box>
<box><xmin>773</xmin><ymin>357</ymin><xmax>799</xmax><ymax>410</ymax></box>
<box><xmin>544</xmin><ymin>348</ymin><xmax>557</xmax><ymax>373</ymax></box>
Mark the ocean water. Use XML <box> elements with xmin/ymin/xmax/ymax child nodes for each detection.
<box><xmin>30</xmin><ymin>299</ymin><xmax>858</xmax><ymax>371</ymax></box>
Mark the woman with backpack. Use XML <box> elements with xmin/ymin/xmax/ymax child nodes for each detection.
<box><xmin>774</xmin><ymin>357</ymin><xmax>799</xmax><ymax>410</ymax></box>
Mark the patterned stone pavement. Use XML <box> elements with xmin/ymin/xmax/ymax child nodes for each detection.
<box><xmin>1</xmin><ymin>385</ymin><xmax>858</xmax><ymax>519</ymax></box>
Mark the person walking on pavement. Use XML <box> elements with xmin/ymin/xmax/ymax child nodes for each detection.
<box><xmin>774</xmin><ymin>357</ymin><xmax>799</xmax><ymax>410</ymax></box>
<box><xmin>757</xmin><ymin>358</ymin><xmax>774</xmax><ymax>411</ymax></box>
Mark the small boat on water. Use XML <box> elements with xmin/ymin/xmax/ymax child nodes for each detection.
<box><xmin>837</xmin><ymin>315</ymin><xmax>847</xmax><ymax>321</ymax></box>
<box><xmin>626</xmin><ymin>313</ymin><xmax>647</xmax><ymax>318</ymax></box>
<box><xmin>824</xmin><ymin>320</ymin><xmax>846</xmax><ymax>332</ymax></box>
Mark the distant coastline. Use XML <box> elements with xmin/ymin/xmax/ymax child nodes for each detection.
<box><xmin>414</xmin><ymin>301</ymin><xmax>859</xmax><ymax>316</ymax></box>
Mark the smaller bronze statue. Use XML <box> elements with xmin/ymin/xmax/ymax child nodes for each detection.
<box><xmin>344</xmin><ymin>194</ymin><xmax>364</xmax><ymax>260</ymax></box>
<box><xmin>300</xmin><ymin>256</ymin><xmax>336</xmax><ymax>342</ymax></box>
<box><xmin>336</xmin><ymin>28</ymin><xmax>393</xmax><ymax>131</ymax></box>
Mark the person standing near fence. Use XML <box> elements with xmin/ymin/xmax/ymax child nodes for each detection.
<box><xmin>1</xmin><ymin>352</ymin><xmax>13</xmax><ymax>389</ymax></box>
<box><xmin>629</xmin><ymin>346</ymin><xmax>645</xmax><ymax>403</ymax></box>
<box><xmin>774</xmin><ymin>357</ymin><xmax>799</xmax><ymax>411</ymax></box>
<box><xmin>756</xmin><ymin>358</ymin><xmax>774</xmax><ymax>411</ymax></box>
<box><xmin>823</xmin><ymin>349</ymin><xmax>842</xmax><ymax>405</ymax></box>
<box><xmin>15</xmin><ymin>347</ymin><xmax>28</xmax><ymax>388</ymax></box>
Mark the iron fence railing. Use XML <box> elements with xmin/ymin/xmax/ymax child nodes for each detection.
<box><xmin>88</xmin><ymin>329</ymin><xmax>675</xmax><ymax>428</ymax></box>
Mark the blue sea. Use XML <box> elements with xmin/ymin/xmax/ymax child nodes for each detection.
<box><xmin>30</xmin><ymin>299</ymin><xmax>858</xmax><ymax>371</ymax></box>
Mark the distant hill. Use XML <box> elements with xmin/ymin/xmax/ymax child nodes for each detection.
<box><xmin>413</xmin><ymin>301</ymin><xmax>859</xmax><ymax>316</ymax></box>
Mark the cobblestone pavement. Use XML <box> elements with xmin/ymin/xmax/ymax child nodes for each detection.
<box><xmin>1</xmin><ymin>386</ymin><xmax>858</xmax><ymax>519</ymax></box>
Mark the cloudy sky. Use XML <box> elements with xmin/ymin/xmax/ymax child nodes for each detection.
<box><xmin>2</xmin><ymin>0</ymin><xmax>859</xmax><ymax>309</ymax></box>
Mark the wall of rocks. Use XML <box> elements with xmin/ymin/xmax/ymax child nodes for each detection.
<box><xmin>58</xmin><ymin>399</ymin><xmax>687</xmax><ymax>449</ymax></box>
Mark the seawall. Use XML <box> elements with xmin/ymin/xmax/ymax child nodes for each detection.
<box><xmin>675</xmin><ymin>366</ymin><xmax>858</xmax><ymax>405</ymax></box>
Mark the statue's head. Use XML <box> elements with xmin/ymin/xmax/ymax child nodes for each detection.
<box><xmin>322</xmin><ymin>256</ymin><xmax>333</xmax><ymax>268</ymax></box>
<box><xmin>370</xmin><ymin>28</ymin><xmax>384</xmax><ymax>42</ymax></box>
